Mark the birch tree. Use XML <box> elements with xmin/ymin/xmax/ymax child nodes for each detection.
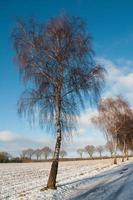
<box><xmin>92</xmin><ymin>96</ymin><xmax>133</xmax><ymax>164</ymax></box>
<box><xmin>12</xmin><ymin>15</ymin><xmax>105</xmax><ymax>189</ymax></box>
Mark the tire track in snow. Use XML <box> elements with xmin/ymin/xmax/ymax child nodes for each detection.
<box><xmin>66</xmin><ymin>162</ymin><xmax>133</xmax><ymax>200</ymax></box>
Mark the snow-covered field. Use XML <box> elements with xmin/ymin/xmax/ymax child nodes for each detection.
<box><xmin>0</xmin><ymin>158</ymin><xmax>132</xmax><ymax>200</ymax></box>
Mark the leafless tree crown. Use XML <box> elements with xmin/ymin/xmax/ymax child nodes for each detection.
<box><xmin>12</xmin><ymin>15</ymin><xmax>105</xmax><ymax>136</ymax></box>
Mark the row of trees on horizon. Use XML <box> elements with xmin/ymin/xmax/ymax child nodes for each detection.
<box><xmin>1</xmin><ymin>138</ymin><xmax>133</xmax><ymax>163</ymax></box>
<box><xmin>21</xmin><ymin>143</ymin><xmax>115</xmax><ymax>160</ymax></box>
<box><xmin>21</xmin><ymin>147</ymin><xmax>67</xmax><ymax>160</ymax></box>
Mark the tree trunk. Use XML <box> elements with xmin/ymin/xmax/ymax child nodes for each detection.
<box><xmin>113</xmin><ymin>139</ymin><xmax>117</xmax><ymax>164</ymax></box>
<box><xmin>89</xmin><ymin>153</ymin><xmax>93</xmax><ymax>159</ymax></box>
<box><xmin>46</xmin><ymin>125</ymin><xmax>61</xmax><ymax>189</ymax></box>
<box><xmin>114</xmin><ymin>156</ymin><xmax>117</xmax><ymax>164</ymax></box>
<box><xmin>45</xmin><ymin>155</ymin><xmax>47</xmax><ymax>160</ymax></box>
<box><xmin>125</xmin><ymin>147</ymin><xmax>129</xmax><ymax>160</ymax></box>
<box><xmin>122</xmin><ymin>140</ymin><xmax>126</xmax><ymax>162</ymax></box>
<box><xmin>46</xmin><ymin>84</ymin><xmax>62</xmax><ymax>190</ymax></box>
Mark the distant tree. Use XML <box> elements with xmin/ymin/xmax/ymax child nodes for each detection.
<box><xmin>33</xmin><ymin>149</ymin><xmax>42</xmax><ymax>160</ymax></box>
<box><xmin>96</xmin><ymin>145</ymin><xmax>104</xmax><ymax>157</ymax></box>
<box><xmin>22</xmin><ymin>149</ymin><xmax>34</xmax><ymax>159</ymax></box>
<box><xmin>60</xmin><ymin>150</ymin><xmax>67</xmax><ymax>158</ymax></box>
<box><xmin>27</xmin><ymin>148</ymin><xmax>34</xmax><ymax>159</ymax></box>
<box><xmin>12</xmin><ymin>14</ymin><xmax>105</xmax><ymax>189</ymax></box>
<box><xmin>92</xmin><ymin>96</ymin><xmax>133</xmax><ymax>164</ymax></box>
<box><xmin>11</xmin><ymin>157</ymin><xmax>22</xmax><ymax>162</ymax></box>
<box><xmin>77</xmin><ymin>148</ymin><xmax>84</xmax><ymax>158</ymax></box>
<box><xmin>0</xmin><ymin>152</ymin><xmax>10</xmax><ymax>162</ymax></box>
<box><xmin>41</xmin><ymin>147</ymin><xmax>52</xmax><ymax>160</ymax></box>
<box><xmin>21</xmin><ymin>150</ymin><xmax>28</xmax><ymax>159</ymax></box>
<box><xmin>85</xmin><ymin>145</ymin><xmax>95</xmax><ymax>158</ymax></box>
<box><xmin>117</xmin><ymin>112</ymin><xmax>133</xmax><ymax>162</ymax></box>
<box><xmin>105</xmin><ymin>141</ymin><xmax>114</xmax><ymax>157</ymax></box>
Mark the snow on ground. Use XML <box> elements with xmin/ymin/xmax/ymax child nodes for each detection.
<box><xmin>68</xmin><ymin>160</ymin><xmax>133</xmax><ymax>200</ymax></box>
<box><xmin>0</xmin><ymin>158</ymin><xmax>132</xmax><ymax>200</ymax></box>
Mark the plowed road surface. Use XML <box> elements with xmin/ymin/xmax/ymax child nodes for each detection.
<box><xmin>67</xmin><ymin>161</ymin><xmax>133</xmax><ymax>200</ymax></box>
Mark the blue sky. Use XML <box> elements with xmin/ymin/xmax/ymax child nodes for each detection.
<box><xmin>0</xmin><ymin>0</ymin><xmax>133</xmax><ymax>156</ymax></box>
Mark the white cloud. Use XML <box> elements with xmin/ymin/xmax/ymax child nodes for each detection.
<box><xmin>97</xmin><ymin>57</ymin><xmax>133</xmax><ymax>106</ymax></box>
<box><xmin>115</xmin><ymin>73</ymin><xmax>133</xmax><ymax>90</ymax></box>
<box><xmin>0</xmin><ymin>131</ymin><xmax>15</xmax><ymax>142</ymax></box>
<box><xmin>77</xmin><ymin>109</ymin><xmax>98</xmax><ymax>127</ymax></box>
<box><xmin>97</xmin><ymin>57</ymin><xmax>120</xmax><ymax>82</ymax></box>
